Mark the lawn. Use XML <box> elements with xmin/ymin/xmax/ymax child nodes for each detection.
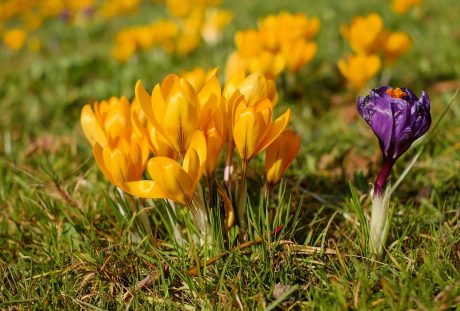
<box><xmin>1</xmin><ymin>0</ymin><xmax>459</xmax><ymax>309</ymax></box>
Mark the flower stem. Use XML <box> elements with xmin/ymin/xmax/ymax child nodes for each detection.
<box><xmin>370</xmin><ymin>158</ymin><xmax>394</xmax><ymax>256</ymax></box>
<box><xmin>370</xmin><ymin>188</ymin><xmax>391</xmax><ymax>256</ymax></box>
<box><xmin>189</xmin><ymin>184</ymin><xmax>209</xmax><ymax>238</ymax></box>
<box><xmin>224</xmin><ymin>141</ymin><xmax>234</xmax><ymax>193</ymax></box>
<box><xmin>206</xmin><ymin>175</ymin><xmax>214</xmax><ymax>209</ymax></box>
<box><xmin>374</xmin><ymin>158</ymin><xmax>394</xmax><ymax>197</ymax></box>
<box><xmin>237</xmin><ymin>160</ymin><xmax>248</xmax><ymax>230</ymax></box>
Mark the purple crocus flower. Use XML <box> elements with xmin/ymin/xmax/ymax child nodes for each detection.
<box><xmin>357</xmin><ymin>86</ymin><xmax>431</xmax><ymax>195</ymax></box>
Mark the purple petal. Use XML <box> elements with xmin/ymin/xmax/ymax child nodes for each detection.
<box><xmin>374</xmin><ymin>86</ymin><xmax>391</xmax><ymax>97</ymax></box>
<box><xmin>369</xmin><ymin>97</ymin><xmax>395</xmax><ymax>157</ymax></box>
<box><xmin>400</xmin><ymin>87</ymin><xmax>419</xmax><ymax>103</ymax></box>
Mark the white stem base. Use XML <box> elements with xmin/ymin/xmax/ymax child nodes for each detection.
<box><xmin>370</xmin><ymin>186</ymin><xmax>391</xmax><ymax>256</ymax></box>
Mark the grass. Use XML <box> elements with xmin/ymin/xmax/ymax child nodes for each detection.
<box><xmin>1</xmin><ymin>0</ymin><xmax>460</xmax><ymax>309</ymax></box>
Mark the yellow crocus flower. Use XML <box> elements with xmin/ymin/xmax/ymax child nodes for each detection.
<box><xmin>392</xmin><ymin>0</ymin><xmax>421</xmax><ymax>14</ymax></box>
<box><xmin>181</xmin><ymin>67</ymin><xmax>219</xmax><ymax>93</ymax></box>
<box><xmin>201</xmin><ymin>8</ymin><xmax>233</xmax><ymax>45</ymax></box>
<box><xmin>3</xmin><ymin>28</ymin><xmax>27</xmax><ymax>50</ymax></box>
<box><xmin>135</xmin><ymin>75</ymin><xmax>200</xmax><ymax>159</ymax></box>
<box><xmin>131</xmin><ymin>98</ymin><xmax>176</xmax><ymax>158</ymax></box>
<box><xmin>265</xmin><ymin>129</ymin><xmax>300</xmax><ymax>186</ymax></box>
<box><xmin>282</xmin><ymin>39</ymin><xmax>317</xmax><ymax>73</ymax></box>
<box><xmin>337</xmin><ymin>54</ymin><xmax>381</xmax><ymax>91</ymax></box>
<box><xmin>233</xmin><ymin>100</ymin><xmax>291</xmax><ymax>162</ymax></box>
<box><xmin>126</xmin><ymin>131</ymin><xmax>207</xmax><ymax>205</ymax></box>
<box><xmin>224</xmin><ymin>52</ymin><xmax>248</xmax><ymax>81</ymax></box>
<box><xmin>341</xmin><ymin>13</ymin><xmax>384</xmax><ymax>54</ymax></box>
<box><xmin>80</xmin><ymin>96</ymin><xmax>132</xmax><ymax>148</ymax></box>
<box><xmin>223</xmin><ymin>71</ymin><xmax>278</xmax><ymax>107</ymax></box>
<box><xmin>258</xmin><ymin>12</ymin><xmax>320</xmax><ymax>51</ymax></box>
<box><xmin>235</xmin><ymin>29</ymin><xmax>264</xmax><ymax>58</ymax></box>
<box><xmin>93</xmin><ymin>137</ymin><xmax>150</xmax><ymax>192</ymax></box>
<box><xmin>382</xmin><ymin>31</ymin><xmax>411</xmax><ymax>65</ymax></box>
<box><xmin>247</xmin><ymin>51</ymin><xmax>286</xmax><ymax>80</ymax></box>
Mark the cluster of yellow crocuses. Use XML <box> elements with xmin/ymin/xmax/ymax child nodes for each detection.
<box><xmin>112</xmin><ymin>0</ymin><xmax>232</xmax><ymax>62</ymax></box>
<box><xmin>338</xmin><ymin>13</ymin><xmax>412</xmax><ymax>91</ymax></box>
<box><xmin>225</xmin><ymin>11</ymin><xmax>320</xmax><ymax>79</ymax></box>
<box><xmin>81</xmin><ymin>69</ymin><xmax>300</xmax><ymax>233</ymax></box>
<box><xmin>0</xmin><ymin>0</ymin><xmax>142</xmax><ymax>51</ymax></box>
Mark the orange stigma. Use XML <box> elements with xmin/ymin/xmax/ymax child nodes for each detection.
<box><xmin>386</xmin><ymin>87</ymin><xmax>407</xmax><ymax>99</ymax></box>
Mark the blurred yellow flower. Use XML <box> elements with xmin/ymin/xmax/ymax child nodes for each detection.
<box><xmin>235</xmin><ymin>29</ymin><xmax>264</xmax><ymax>58</ymax></box>
<box><xmin>258</xmin><ymin>12</ymin><xmax>320</xmax><ymax>50</ymax></box>
<box><xmin>282</xmin><ymin>39</ymin><xmax>317</xmax><ymax>73</ymax></box>
<box><xmin>226</xmin><ymin>11</ymin><xmax>320</xmax><ymax>79</ymax></box>
<box><xmin>3</xmin><ymin>28</ymin><xmax>27</xmax><ymax>50</ymax></box>
<box><xmin>39</xmin><ymin>0</ymin><xmax>65</xmax><ymax>18</ymax></box>
<box><xmin>68</xmin><ymin>0</ymin><xmax>95</xmax><ymax>12</ymax></box>
<box><xmin>265</xmin><ymin>129</ymin><xmax>300</xmax><ymax>186</ymax></box>
<box><xmin>382</xmin><ymin>31</ymin><xmax>411</xmax><ymax>65</ymax></box>
<box><xmin>201</xmin><ymin>8</ymin><xmax>232</xmax><ymax>45</ymax></box>
<box><xmin>341</xmin><ymin>13</ymin><xmax>383</xmax><ymax>54</ymax></box>
<box><xmin>247</xmin><ymin>51</ymin><xmax>286</xmax><ymax>80</ymax></box>
<box><xmin>100</xmin><ymin>0</ymin><xmax>141</xmax><ymax>19</ymax></box>
<box><xmin>337</xmin><ymin>54</ymin><xmax>381</xmax><ymax>90</ymax></box>
<box><xmin>223</xmin><ymin>71</ymin><xmax>278</xmax><ymax>107</ymax></box>
<box><xmin>112</xmin><ymin>19</ymin><xmax>178</xmax><ymax>62</ymax></box>
<box><xmin>392</xmin><ymin>0</ymin><xmax>421</xmax><ymax>14</ymax></box>
<box><xmin>22</xmin><ymin>12</ymin><xmax>43</xmax><ymax>31</ymax></box>
<box><xmin>180</xmin><ymin>67</ymin><xmax>218</xmax><ymax>92</ymax></box>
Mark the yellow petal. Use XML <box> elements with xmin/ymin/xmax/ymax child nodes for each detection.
<box><xmin>184</xmin><ymin>130</ymin><xmax>207</xmax><ymax>181</ymax></box>
<box><xmin>104</xmin><ymin>97</ymin><xmax>131</xmax><ymax>142</ymax></box>
<box><xmin>148</xmin><ymin>157</ymin><xmax>194</xmax><ymax>204</ymax></box>
<box><xmin>108</xmin><ymin>148</ymin><xmax>129</xmax><ymax>185</ymax></box>
<box><xmin>125</xmin><ymin>180</ymin><xmax>166</xmax><ymax>199</ymax></box>
<box><xmin>265</xmin><ymin>130</ymin><xmax>300</xmax><ymax>185</ymax></box>
<box><xmin>257</xmin><ymin>108</ymin><xmax>291</xmax><ymax>154</ymax></box>
<box><xmin>198</xmin><ymin>76</ymin><xmax>221</xmax><ymax>108</ymax></box>
<box><xmin>238</xmin><ymin>72</ymin><xmax>267</xmax><ymax>106</ymax></box>
<box><xmin>135</xmin><ymin>80</ymin><xmax>154</xmax><ymax>124</ymax></box>
<box><xmin>233</xmin><ymin>109</ymin><xmax>262</xmax><ymax>161</ymax></box>
<box><xmin>81</xmin><ymin>105</ymin><xmax>108</xmax><ymax>147</ymax></box>
<box><xmin>204</xmin><ymin>127</ymin><xmax>224</xmax><ymax>177</ymax></box>
<box><xmin>93</xmin><ymin>143</ymin><xmax>113</xmax><ymax>184</ymax></box>
<box><xmin>222</xmin><ymin>70</ymin><xmax>246</xmax><ymax>99</ymax></box>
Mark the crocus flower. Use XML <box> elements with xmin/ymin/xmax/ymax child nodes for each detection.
<box><xmin>340</xmin><ymin>13</ymin><xmax>384</xmax><ymax>54</ymax></box>
<box><xmin>135</xmin><ymin>75</ymin><xmax>201</xmax><ymax>159</ymax></box>
<box><xmin>233</xmin><ymin>100</ymin><xmax>291</xmax><ymax>162</ymax></box>
<box><xmin>126</xmin><ymin>131</ymin><xmax>207</xmax><ymax>205</ymax></box>
<box><xmin>201</xmin><ymin>8</ymin><xmax>233</xmax><ymax>45</ymax></box>
<box><xmin>357</xmin><ymin>86</ymin><xmax>431</xmax><ymax>255</ymax></box>
<box><xmin>337</xmin><ymin>54</ymin><xmax>381</xmax><ymax>91</ymax></box>
<box><xmin>391</xmin><ymin>0</ymin><xmax>421</xmax><ymax>14</ymax></box>
<box><xmin>357</xmin><ymin>86</ymin><xmax>431</xmax><ymax>194</ymax></box>
<box><xmin>265</xmin><ymin>129</ymin><xmax>301</xmax><ymax>186</ymax></box>
<box><xmin>223</xmin><ymin>71</ymin><xmax>278</xmax><ymax>107</ymax></box>
<box><xmin>382</xmin><ymin>32</ymin><xmax>411</xmax><ymax>65</ymax></box>
<box><xmin>3</xmin><ymin>28</ymin><xmax>27</xmax><ymax>50</ymax></box>
<box><xmin>282</xmin><ymin>39</ymin><xmax>317</xmax><ymax>73</ymax></box>
<box><xmin>80</xmin><ymin>96</ymin><xmax>132</xmax><ymax>148</ymax></box>
<box><xmin>93</xmin><ymin>138</ymin><xmax>150</xmax><ymax>193</ymax></box>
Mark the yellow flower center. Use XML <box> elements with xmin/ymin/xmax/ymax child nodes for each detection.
<box><xmin>386</xmin><ymin>87</ymin><xmax>407</xmax><ymax>99</ymax></box>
